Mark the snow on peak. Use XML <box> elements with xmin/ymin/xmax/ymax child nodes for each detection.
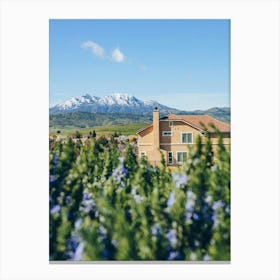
<box><xmin>50</xmin><ymin>93</ymin><xmax>170</xmax><ymax>114</ymax></box>
<box><xmin>143</xmin><ymin>100</ymin><xmax>158</xmax><ymax>106</ymax></box>
<box><xmin>55</xmin><ymin>94</ymin><xmax>99</xmax><ymax>110</ymax></box>
<box><xmin>98</xmin><ymin>93</ymin><xmax>140</xmax><ymax>106</ymax></box>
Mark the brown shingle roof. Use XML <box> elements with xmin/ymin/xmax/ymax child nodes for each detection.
<box><xmin>137</xmin><ymin>123</ymin><xmax>153</xmax><ymax>134</ymax></box>
<box><xmin>137</xmin><ymin>114</ymin><xmax>230</xmax><ymax>134</ymax></box>
<box><xmin>167</xmin><ymin>113</ymin><xmax>230</xmax><ymax>132</ymax></box>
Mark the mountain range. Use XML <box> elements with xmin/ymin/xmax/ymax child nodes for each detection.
<box><xmin>50</xmin><ymin>93</ymin><xmax>181</xmax><ymax>115</ymax></box>
<box><xmin>49</xmin><ymin>93</ymin><xmax>230</xmax><ymax>127</ymax></box>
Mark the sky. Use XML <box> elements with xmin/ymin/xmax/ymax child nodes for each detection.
<box><xmin>50</xmin><ymin>19</ymin><xmax>230</xmax><ymax>110</ymax></box>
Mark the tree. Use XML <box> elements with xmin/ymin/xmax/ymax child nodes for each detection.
<box><xmin>112</xmin><ymin>131</ymin><xmax>119</xmax><ymax>138</ymax></box>
<box><xmin>72</xmin><ymin>130</ymin><xmax>82</xmax><ymax>139</ymax></box>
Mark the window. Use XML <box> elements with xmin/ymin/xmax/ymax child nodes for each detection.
<box><xmin>140</xmin><ymin>151</ymin><xmax>146</xmax><ymax>158</ymax></box>
<box><xmin>162</xmin><ymin>131</ymin><xmax>172</xmax><ymax>137</ymax></box>
<box><xmin>177</xmin><ymin>152</ymin><xmax>187</xmax><ymax>164</ymax></box>
<box><xmin>168</xmin><ymin>151</ymin><xmax>173</xmax><ymax>165</ymax></box>
<box><xmin>169</xmin><ymin>121</ymin><xmax>173</xmax><ymax>127</ymax></box>
<box><xmin>182</xmin><ymin>132</ymin><xmax>193</xmax><ymax>144</ymax></box>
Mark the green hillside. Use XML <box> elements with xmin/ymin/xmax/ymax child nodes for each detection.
<box><xmin>49</xmin><ymin>107</ymin><xmax>230</xmax><ymax>132</ymax></box>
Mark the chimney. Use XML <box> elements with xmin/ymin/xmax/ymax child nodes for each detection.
<box><xmin>153</xmin><ymin>107</ymin><xmax>160</xmax><ymax>148</ymax></box>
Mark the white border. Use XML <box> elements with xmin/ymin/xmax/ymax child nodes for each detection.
<box><xmin>0</xmin><ymin>0</ymin><xmax>279</xmax><ymax>280</ymax></box>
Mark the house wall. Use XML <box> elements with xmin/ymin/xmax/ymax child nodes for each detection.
<box><xmin>159</xmin><ymin>120</ymin><xmax>200</xmax><ymax>144</ymax></box>
<box><xmin>137</xmin><ymin>119</ymin><xmax>230</xmax><ymax>166</ymax></box>
<box><xmin>137</xmin><ymin>126</ymin><xmax>154</xmax><ymax>157</ymax></box>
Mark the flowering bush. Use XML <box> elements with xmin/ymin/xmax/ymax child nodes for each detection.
<box><xmin>49</xmin><ymin>131</ymin><xmax>230</xmax><ymax>261</ymax></box>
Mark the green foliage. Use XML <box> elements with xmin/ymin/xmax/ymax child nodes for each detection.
<box><xmin>49</xmin><ymin>132</ymin><xmax>230</xmax><ymax>261</ymax></box>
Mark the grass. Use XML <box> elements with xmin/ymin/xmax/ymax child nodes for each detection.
<box><xmin>49</xmin><ymin>123</ymin><xmax>149</xmax><ymax>137</ymax></box>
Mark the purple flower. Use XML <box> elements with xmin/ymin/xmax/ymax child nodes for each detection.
<box><xmin>212</xmin><ymin>200</ymin><xmax>225</xmax><ymax>211</ymax></box>
<box><xmin>204</xmin><ymin>194</ymin><xmax>212</xmax><ymax>203</ymax></box>
<box><xmin>131</xmin><ymin>188</ymin><xmax>143</xmax><ymax>203</ymax></box>
<box><xmin>211</xmin><ymin>200</ymin><xmax>227</xmax><ymax>228</ymax></box>
<box><xmin>67</xmin><ymin>233</ymin><xmax>82</xmax><ymax>255</ymax></box>
<box><xmin>49</xmin><ymin>175</ymin><xmax>56</xmax><ymax>183</ymax></box>
<box><xmin>83</xmin><ymin>192</ymin><xmax>92</xmax><ymax>200</ymax></box>
<box><xmin>185</xmin><ymin>212</ymin><xmax>192</xmax><ymax>222</ymax></box>
<box><xmin>112</xmin><ymin>163</ymin><xmax>128</xmax><ymax>184</ymax></box>
<box><xmin>166</xmin><ymin>229</ymin><xmax>177</xmax><ymax>247</ymax></box>
<box><xmin>168</xmin><ymin>251</ymin><xmax>179</xmax><ymax>260</ymax></box>
<box><xmin>80</xmin><ymin>192</ymin><xmax>95</xmax><ymax>214</ymax></box>
<box><xmin>151</xmin><ymin>223</ymin><xmax>162</xmax><ymax>235</ymax></box>
<box><xmin>102</xmin><ymin>249</ymin><xmax>109</xmax><ymax>258</ymax></box>
<box><xmin>167</xmin><ymin>192</ymin><xmax>175</xmax><ymax>208</ymax></box>
<box><xmin>172</xmin><ymin>173</ymin><xmax>188</xmax><ymax>188</ymax></box>
<box><xmin>134</xmin><ymin>195</ymin><xmax>143</xmax><ymax>204</ymax></box>
<box><xmin>212</xmin><ymin>214</ymin><xmax>219</xmax><ymax>228</ymax></box>
<box><xmin>50</xmin><ymin>205</ymin><xmax>61</xmax><ymax>214</ymax></box>
<box><xmin>185</xmin><ymin>190</ymin><xmax>195</xmax><ymax>222</ymax></box>
<box><xmin>118</xmin><ymin>157</ymin><xmax>124</xmax><ymax>163</ymax></box>
<box><xmin>225</xmin><ymin>206</ymin><xmax>230</xmax><ymax>215</ymax></box>
<box><xmin>71</xmin><ymin>242</ymin><xmax>84</xmax><ymax>261</ymax></box>
<box><xmin>131</xmin><ymin>187</ymin><xmax>137</xmax><ymax>196</ymax></box>
<box><xmin>203</xmin><ymin>254</ymin><xmax>211</xmax><ymax>261</ymax></box>
<box><xmin>66</xmin><ymin>195</ymin><xmax>71</xmax><ymax>205</ymax></box>
<box><xmin>53</xmin><ymin>154</ymin><xmax>59</xmax><ymax>165</ymax></box>
<box><xmin>99</xmin><ymin>225</ymin><xmax>107</xmax><ymax>236</ymax></box>
<box><xmin>186</xmin><ymin>190</ymin><xmax>195</xmax><ymax>211</ymax></box>
<box><xmin>193</xmin><ymin>213</ymin><xmax>200</xmax><ymax>220</ymax></box>
<box><xmin>74</xmin><ymin>218</ymin><xmax>82</xmax><ymax>229</ymax></box>
<box><xmin>95</xmin><ymin>210</ymin><xmax>99</xmax><ymax>218</ymax></box>
<box><xmin>111</xmin><ymin>240</ymin><xmax>118</xmax><ymax>248</ymax></box>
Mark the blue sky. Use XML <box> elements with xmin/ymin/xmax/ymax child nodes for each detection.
<box><xmin>50</xmin><ymin>19</ymin><xmax>230</xmax><ymax>110</ymax></box>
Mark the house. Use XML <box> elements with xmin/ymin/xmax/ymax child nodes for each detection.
<box><xmin>137</xmin><ymin>108</ymin><xmax>230</xmax><ymax>166</ymax></box>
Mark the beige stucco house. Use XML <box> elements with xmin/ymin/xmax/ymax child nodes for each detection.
<box><xmin>137</xmin><ymin>108</ymin><xmax>230</xmax><ymax>166</ymax></box>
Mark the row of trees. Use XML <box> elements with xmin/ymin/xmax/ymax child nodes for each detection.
<box><xmin>55</xmin><ymin>130</ymin><xmax>122</xmax><ymax>139</ymax></box>
<box><xmin>49</xmin><ymin>130</ymin><xmax>230</xmax><ymax>261</ymax></box>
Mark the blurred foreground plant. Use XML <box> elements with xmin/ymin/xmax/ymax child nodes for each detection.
<box><xmin>49</xmin><ymin>131</ymin><xmax>230</xmax><ymax>261</ymax></box>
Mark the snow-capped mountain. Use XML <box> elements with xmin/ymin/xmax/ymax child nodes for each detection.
<box><xmin>56</xmin><ymin>94</ymin><xmax>100</xmax><ymax>111</ymax></box>
<box><xmin>50</xmin><ymin>93</ymin><xmax>177</xmax><ymax>114</ymax></box>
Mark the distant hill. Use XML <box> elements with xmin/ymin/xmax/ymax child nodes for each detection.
<box><xmin>177</xmin><ymin>107</ymin><xmax>230</xmax><ymax>123</ymax></box>
<box><xmin>50</xmin><ymin>112</ymin><xmax>152</xmax><ymax>128</ymax></box>
<box><xmin>50</xmin><ymin>107</ymin><xmax>230</xmax><ymax>129</ymax></box>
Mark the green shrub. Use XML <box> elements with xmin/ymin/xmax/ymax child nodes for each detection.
<box><xmin>49</xmin><ymin>132</ymin><xmax>230</xmax><ymax>261</ymax></box>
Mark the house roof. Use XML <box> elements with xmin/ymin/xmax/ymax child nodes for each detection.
<box><xmin>137</xmin><ymin>113</ymin><xmax>230</xmax><ymax>134</ymax></box>
<box><xmin>166</xmin><ymin>113</ymin><xmax>230</xmax><ymax>132</ymax></box>
<box><xmin>137</xmin><ymin>123</ymin><xmax>153</xmax><ymax>134</ymax></box>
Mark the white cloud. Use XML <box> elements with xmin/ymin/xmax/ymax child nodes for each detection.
<box><xmin>81</xmin><ymin>41</ymin><xmax>105</xmax><ymax>58</ymax></box>
<box><xmin>111</xmin><ymin>48</ymin><xmax>125</xmax><ymax>63</ymax></box>
<box><xmin>81</xmin><ymin>42</ymin><xmax>126</xmax><ymax>63</ymax></box>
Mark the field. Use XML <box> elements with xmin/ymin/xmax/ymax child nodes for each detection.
<box><xmin>49</xmin><ymin>123</ymin><xmax>148</xmax><ymax>137</ymax></box>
